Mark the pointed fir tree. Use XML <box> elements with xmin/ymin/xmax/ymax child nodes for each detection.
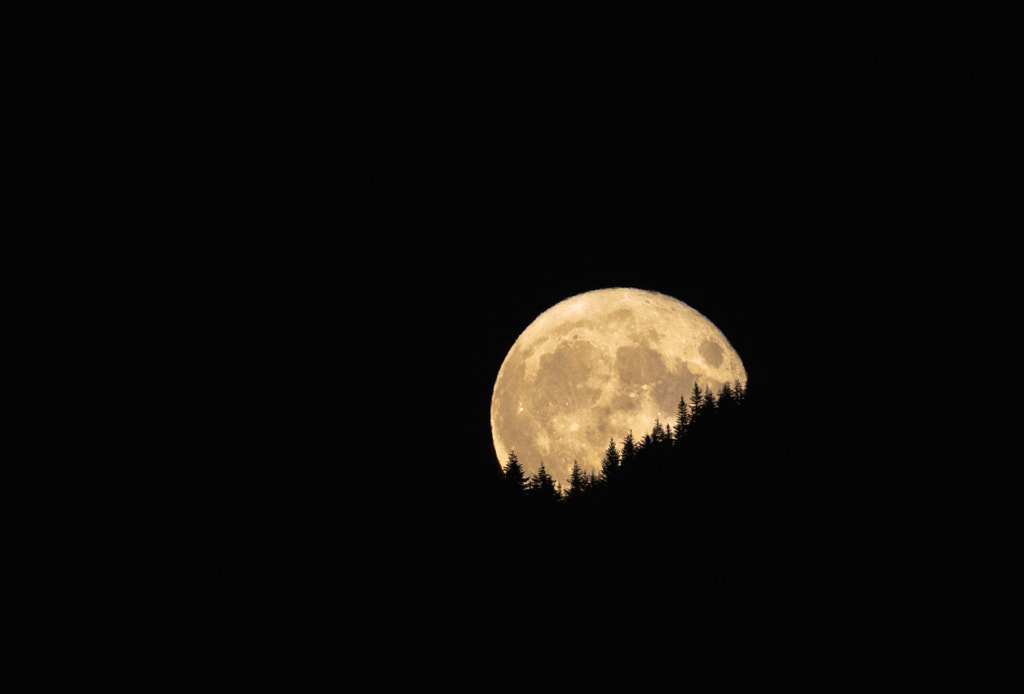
<box><xmin>652</xmin><ymin>417</ymin><xmax>665</xmax><ymax>446</ymax></box>
<box><xmin>504</xmin><ymin>450</ymin><xmax>527</xmax><ymax>499</ymax></box>
<box><xmin>689</xmin><ymin>382</ymin><xmax>704</xmax><ymax>419</ymax></box>
<box><xmin>675</xmin><ymin>393</ymin><xmax>690</xmax><ymax>442</ymax></box>
<box><xmin>702</xmin><ymin>384</ymin><xmax>717</xmax><ymax>418</ymax></box>
<box><xmin>719</xmin><ymin>380</ymin><xmax>733</xmax><ymax>402</ymax></box>
<box><xmin>621</xmin><ymin>430</ymin><xmax>637</xmax><ymax>468</ymax></box>
<box><xmin>600</xmin><ymin>437</ymin><xmax>619</xmax><ymax>485</ymax></box>
<box><xmin>718</xmin><ymin>381</ymin><xmax>736</xmax><ymax>415</ymax></box>
<box><xmin>566</xmin><ymin>460</ymin><xmax>587</xmax><ymax>503</ymax></box>
<box><xmin>733</xmin><ymin>379</ymin><xmax>746</xmax><ymax>406</ymax></box>
<box><xmin>528</xmin><ymin>461</ymin><xmax>561</xmax><ymax>505</ymax></box>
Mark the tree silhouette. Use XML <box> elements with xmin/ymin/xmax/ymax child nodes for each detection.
<box><xmin>621</xmin><ymin>430</ymin><xmax>637</xmax><ymax>468</ymax></box>
<box><xmin>491</xmin><ymin>381</ymin><xmax>754</xmax><ymax>516</ymax></box>
<box><xmin>652</xmin><ymin>417</ymin><xmax>667</xmax><ymax>446</ymax></box>
<box><xmin>702</xmin><ymin>384</ymin><xmax>717</xmax><ymax>419</ymax></box>
<box><xmin>718</xmin><ymin>381</ymin><xmax>737</xmax><ymax>419</ymax></box>
<box><xmin>503</xmin><ymin>450</ymin><xmax>527</xmax><ymax>500</ymax></box>
<box><xmin>689</xmin><ymin>382</ymin><xmax>704</xmax><ymax>421</ymax></box>
<box><xmin>600</xmin><ymin>437</ymin><xmax>620</xmax><ymax>485</ymax></box>
<box><xmin>732</xmin><ymin>379</ymin><xmax>745</xmax><ymax>407</ymax></box>
<box><xmin>674</xmin><ymin>393</ymin><xmax>690</xmax><ymax>443</ymax></box>
<box><xmin>641</xmin><ymin>431</ymin><xmax>653</xmax><ymax>453</ymax></box>
<box><xmin>566</xmin><ymin>460</ymin><xmax>588</xmax><ymax>504</ymax></box>
<box><xmin>528</xmin><ymin>461</ymin><xmax>561</xmax><ymax>507</ymax></box>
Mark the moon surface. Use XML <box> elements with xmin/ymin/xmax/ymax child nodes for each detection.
<box><xmin>491</xmin><ymin>288</ymin><xmax>746</xmax><ymax>485</ymax></box>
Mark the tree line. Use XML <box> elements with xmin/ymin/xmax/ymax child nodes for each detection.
<box><xmin>500</xmin><ymin>379</ymin><xmax>752</xmax><ymax>512</ymax></box>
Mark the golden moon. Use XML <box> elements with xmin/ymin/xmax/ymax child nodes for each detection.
<box><xmin>491</xmin><ymin>288</ymin><xmax>746</xmax><ymax>483</ymax></box>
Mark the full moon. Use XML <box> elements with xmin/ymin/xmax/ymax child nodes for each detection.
<box><xmin>491</xmin><ymin>288</ymin><xmax>746</xmax><ymax>484</ymax></box>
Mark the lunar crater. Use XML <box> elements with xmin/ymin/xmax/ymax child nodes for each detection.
<box><xmin>699</xmin><ymin>339</ymin><xmax>725</xmax><ymax>368</ymax></box>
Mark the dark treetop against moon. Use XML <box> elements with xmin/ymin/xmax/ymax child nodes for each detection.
<box><xmin>491</xmin><ymin>288</ymin><xmax>746</xmax><ymax>485</ymax></box>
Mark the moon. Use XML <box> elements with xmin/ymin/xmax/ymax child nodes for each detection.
<box><xmin>491</xmin><ymin>288</ymin><xmax>746</xmax><ymax>484</ymax></box>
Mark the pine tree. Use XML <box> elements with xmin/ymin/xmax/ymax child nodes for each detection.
<box><xmin>652</xmin><ymin>417</ymin><xmax>665</xmax><ymax>446</ymax></box>
<box><xmin>675</xmin><ymin>393</ymin><xmax>690</xmax><ymax>442</ymax></box>
<box><xmin>528</xmin><ymin>462</ymin><xmax>561</xmax><ymax>505</ymax></box>
<box><xmin>600</xmin><ymin>437</ymin><xmax>620</xmax><ymax>485</ymax></box>
<box><xmin>689</xmin><ymin>382</ymin><xmax>704</xmax><ymax>418</ymax></box>
<box><xmin>621</xmin><ymin>430</ymin><xmax>637</xmax><ymax>467</ymax></box>
<box><xmin>566</xmin><ymin>460</ymin><xmax>587</xmax><ymax>503</ymax></box>
<box><xmin>718</xmin><ymin>381</ymin><xmax>736</xmax><ymax>415</ymax></box>
<box><xmin>734</xmin><ymin>379</ymin><xmax>746</xmax><ymax>406</ymax></box>
<box><xmin>719</xmin><ymin>380</ymin><xmax>733</xmax><ymax>402</ymax></box>
<box><xmin>702</xmin><ymin>384</ymin><xmax>717</xmax><ymax>418</ymax></box>
<box><xmin>504</xmin><ymin>450</ymin><xmax>527</xmax><ymax>499</ymax></box>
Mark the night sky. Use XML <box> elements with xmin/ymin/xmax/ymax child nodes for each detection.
<box><xmin>136</xmin><ymin>17</ymin><xmax>1010</xmax><ymax>681</ymax></box>
<box><xmin>194</xmin><ymin>24</ymin><xmax>985</xmax><ymax>513</ymax></box>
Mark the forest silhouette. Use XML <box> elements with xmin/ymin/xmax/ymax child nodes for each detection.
<box><xmin>415</xmin><ymin>378</ymin><xmax>802</xmax><ymax>595</ymax></box>
<box><xmin>497</xmin><ymin>380</ymin><xmax>753</xmax><ymax>516</ymax></box>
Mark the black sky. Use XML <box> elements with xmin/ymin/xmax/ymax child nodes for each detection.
<box><xmin>183</xmin><ymin>16</ymin><xmax>997</xmax><ymax>523</ymax></box>
<box><xmin>125</xmin><ymin>17</ymin><xmax>1017</xmax><ymax>676</ymax></box>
